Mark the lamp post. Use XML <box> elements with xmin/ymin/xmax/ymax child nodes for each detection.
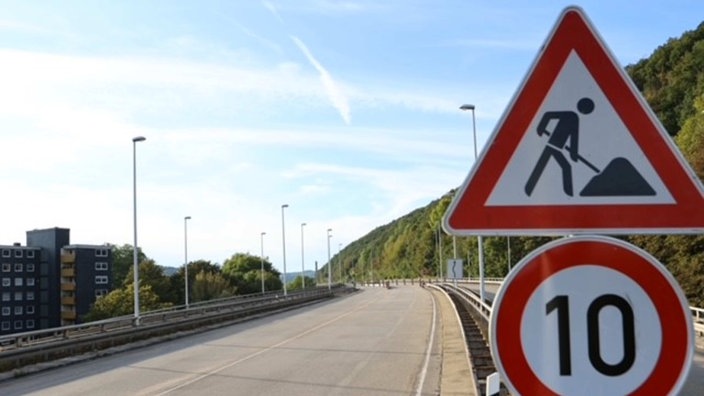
<box><xmin>300</xmin><ymin>223</ymin><xmax>306</xmax><ymax>289</ymax></box>
<box><xmin>260</xmin><ymin>231</ymin><xmax>266</xmax><ymax>294</ymax></box>
<box><xmin>326</xmin><ymin>228</ymin><xmax>332</xmax><ymax>291</ymax></box>
<box><xmin>460</xmin><ymin>103</ymin><xmax>486</xmax><ymax>302</ymax></box>
<box><xmin>281</xmin><ymin>204</ymin><xmax>289</xmax><ymax>296</ymax></box>
<box><xmin>132</xmin><ymin>136</ymin><xmax>146</xmax><ymax>324</ymax></box>
<box><xmin>184</xmin><ymin>216</ymin><xmax>191</xmax><ymax>309</ymax></box>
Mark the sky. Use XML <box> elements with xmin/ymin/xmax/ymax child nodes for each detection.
<box><xmin>0</xmin><ymin>1</ymin><xmax>702</xmax><ymax>275</ymax></box>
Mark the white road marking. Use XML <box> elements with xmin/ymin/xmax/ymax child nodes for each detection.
<box><xmin>415</xmin><ymin>291</ymin><xmax>437</xmax><ymax>396</ymax></box>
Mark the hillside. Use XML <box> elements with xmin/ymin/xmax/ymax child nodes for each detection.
<box><xmin>328</xmin><ymin>21</ymin><xmax>704</xmax><ymax>306</ymax></box>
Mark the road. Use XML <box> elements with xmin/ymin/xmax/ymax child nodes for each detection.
<box><xmin>0</xmin><ymin>287</ymin><xmax>441</xmax><ymax>396</ymax></box>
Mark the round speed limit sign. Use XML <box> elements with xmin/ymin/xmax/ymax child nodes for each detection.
<box><xmin>490</xmin><ymin>236</ymin><xmax>693</xmax><ymax>395</ymax></box>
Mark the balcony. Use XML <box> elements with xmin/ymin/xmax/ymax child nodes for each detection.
<box><xmin>60</xmin><ymin>283</ymin><xmax>76</xmax><ymax>291</ymax></box>
<box><xmin>61</xmin><ymin>296</ymin><xmax>75</xmax><ymax>305</ymax></box>
<box><xmin>61</xmin><ymin>311</ymin><xmax>76</xmax><ymax>320</ymax></box>
<box><xmin>61</xmin><ymin>252</ymin><xmax>76</xmax><ymax>263</ymax></box>
<box><xmin>61</xmin><ymin>268</ymin><xmax>75</xmax><ymax>277</ymax></box>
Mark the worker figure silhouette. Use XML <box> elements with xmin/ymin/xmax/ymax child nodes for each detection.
<box><xmin>525</xmin><ymin>98</ymin><xmax>595</xmax><ymax>196</ymax></box>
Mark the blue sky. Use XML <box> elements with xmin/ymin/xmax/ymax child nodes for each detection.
<box><xmin>0</xmin><ymin>1</ymin><xmax>702</xmax><ymax>274</ymax></box>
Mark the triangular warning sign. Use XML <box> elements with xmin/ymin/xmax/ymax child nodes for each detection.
<box><xmin>444</xmin><ymin>6</ymin><xmax>704</xmax><ymax>235</ymax></box>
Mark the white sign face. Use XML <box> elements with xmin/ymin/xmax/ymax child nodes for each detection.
<box><xmin>446</xmin><ymin>259</ymin><xmax>463</xmax><ymax>279</ymax></box>
<box><xmin>521</xmin><ymin>265</ymin><xmax>660</xmax><ymax>394</ymax></box>
<box><xmin>486</xmin><ymin>51</ymin><xmax>673</xmax><ymax>206</ymax></box>
<box><xmin>490</xmin><ymin>236</ymin><xmax>693</xmax><ymax>395</ymax></box>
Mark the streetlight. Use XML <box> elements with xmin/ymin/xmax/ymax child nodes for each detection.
<box><xmin>132</xmin><ymin>136</ymin><xmax>146</xmax><ymax>324</ymax></box>
<box><xmin>184</xmin><ymin>216</ymin><xmax>191</xmax><ymax>309</ymax></box>
<box><xmin>300</xmin><ymin>223</ymin><xmax>306</xmax><ymax>289</ymax></box>
<box><xmin>460</xmin><ymin>103</ymin><xmax>486</xmax><ymax>302</ymax></box>
<box><xmin>326</xmin><ymin>228</ymin><xmax>332</xmax><ymax>291</ymax></box>
<box><xmin>260</xmin><ymin>231</ymin><xmax>266</xmax><ymax>294</ymax></box>
<box><xmin>281</xmin><ymin>204</ymin><xmax>289</xmax><ymax>296</ymax></box>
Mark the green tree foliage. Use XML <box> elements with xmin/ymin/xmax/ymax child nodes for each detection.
<box><xmin>288</xmin><ymin>276</ymin><xmax>316</xmax><ymax>290</ymax></box>
<box><xmin>627</xmin><ymin>22</ymin><xmax>704</xmax><ymax>136</ymax></box>
<box><xmin>675</xmin><ymin>95</ymin><xmax>704</xmax><ymax>178</ymax></box>
<box><xmin>110</xmin><ymin>244</ymin><xmax>147</xmax><ymax>288</ymax></box>
<box><xmin>170</xmin><ymin>260</ymin><xmax>221</xmax><ymax>305</ymax></box>
<box><xmin>84</xmin><ymin>284</ymin><xmax>164</xmax><ymax>322</ymax></box>
<box><xmin>123</xmin><ymin>259</ymin><xmax>175</xmax><ymax>304</ymax></box>
<box><xmin>222</xmin><ymin>253</ymin><xmax>282</xmax><ymax>294</ymax></box>
<box><xmin>191</xmin><ymin>270</ymin><xmax>233</xmax><ymax>301</ymax></box>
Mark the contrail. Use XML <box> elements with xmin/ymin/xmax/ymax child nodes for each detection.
<box><xmin>291</xmin><ymin>36</ymin><xmax>351</xmax><ymax>125</ymax></box>
<box><xmin>261</xmin><ymin>0</ymin><xmax>284</xmax><ymax>24</ymax></box>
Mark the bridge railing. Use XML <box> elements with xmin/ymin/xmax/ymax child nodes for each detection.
<box><xmin>0</xmin><ymin>286</ymin><xmax>337</xmax><ymax>352</ymax></box>
<box><xmin>445</xmin><ymin>277</ymin><xmax>704</xmax><ymax>337</ymax></box>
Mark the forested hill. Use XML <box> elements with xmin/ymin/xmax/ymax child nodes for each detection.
<box><xmin>330</xmin><ymin>21</ymin><xmax>704</xmax><ymax>306</ymax></box>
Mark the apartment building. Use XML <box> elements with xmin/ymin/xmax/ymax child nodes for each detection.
<box><xmin>0</xmin><ymin>227</ymin><xmax>113</xmax><ymax>335</ymax></box>
<box><xmin>59</xmin><ymin>244</ymin><xmax>112</xmax><ymax>326</ymax></box>
<box><xmin>0</xmin><ymin>244</ymin><xmax>41</xmax><ymax>334</ymax></box>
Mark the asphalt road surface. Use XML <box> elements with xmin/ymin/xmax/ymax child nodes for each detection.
<box><xmin>3</xmin><ymin>282</ymin><xmax>703</xmax><ymax>395</ymax></box>
<box><xmin>0</xmin><ymin>287</ymin><xmax>441</xmax><ymax>396</ymax></box>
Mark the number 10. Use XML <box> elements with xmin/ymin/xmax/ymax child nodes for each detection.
<box><xmin>545</xmin><ymin>294</ymin><xmax>636</xmax><ymax>376</ymax></box>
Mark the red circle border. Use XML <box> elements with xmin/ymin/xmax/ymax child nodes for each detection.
<box><xmin>492</xmin><ymin>237</ymin><xmax>692</xmax><ymax>395</ymax></box>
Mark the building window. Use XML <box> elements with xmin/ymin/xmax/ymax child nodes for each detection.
<box><xmin>1</xmin><ymin>292</ymin><xmax>9</xmax><ymax>301</ymax></box>
<box><xmin>26</xmin><ymin>320</ymin><xmax>34</xmax><ymax>329</ymax></box>
<box><xmin>27</xmin><ymin>250</ymin><xmax>35</xmax><ymax>258</ymax></box>
<box><xmin>14</xmin><ymin>263</ymin><xmax>22</xmax><ymax>272</ymax></box>
<box><xmin>95</xmin><ymin>262</ymin><xmax>109</xmax><ymax>271</ymax></box>
<box><xmin>26</xmin><ymin>291</ymin><xmax>34</xmax><ymax>301</ymax></box>
<box><xmin>95</xmin><ymin>248</ymin><xmax>109</xmax><ymax>257</ymax></box>
<box><xmin>26</xmin><ymin>263</ymin><xmax>35</xmax><ymax>272</ymax></box>
<box><xmin>14</xmin><ymin>292</ymin><xmax>22</xmax><ymax>301</ymax></box>
<box><xmin>14</xmin><ymin>306</ymin><xmax>22</xmax><ymax>315</ymax></box>
<box><xmin>2</xmin><ymin>263</ymin><xmax>9</xmax><ymax>272</ymax></box>
<box><xmin>14</xmin><ymin>278</ymin><xmax>23</xmax><ymax>286</ymax></box>
<box><xmin>27</xmin><ymin>278</ymin><xmax>35</xmax><ymax>286</ymax></box>
<box><xmin>1</xmin><ymin>321</ymin><xmax>9</xmax><ymax>330</ymax></box>
<box><xmin>14</xmin><ymin>249</ymin><xmax>22</xmax><ymax>258</ymax></box>
<box><xmin>95</xmin><ymin>275</ymin><xmax>109</xmax><ymax>284</ymax></box>
<box><xmin>14</xmin><ymin>321</ymin><xmax>22</xmax><ymax>330</ymax></box>
<box><xmin>1</xmin><ymin>278</ymin><xmax>9</xmax><ymax>287</ymax></box>
<box><xmin>95</xmin><ymin>289</ymin><xmax>108</xmax><ymax>297</ymax></box>
<box><xmin>1</xmin><ymin>307</ymin><xmax>9</xmax><ymax>316</ymax></box>
<box><xmin>26</xmin><ymin>306</ymin><xmax>35</xmax><ymax>314</ymax></box>
<box><xmin>1</xmin><ymin>249</ymin><xmax>10</xmax><ymax>258</ymax></box>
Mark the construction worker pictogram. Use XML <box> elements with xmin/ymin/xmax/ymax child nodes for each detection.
<box><xmin>524</xmin><ymin>97</ymin><xmax>655</xmax><ymax>198</ymax></box>
<box><xmin>525</xmin><ymin>97</ymin><xmax>592</xmax><ymax>196</ymax></box>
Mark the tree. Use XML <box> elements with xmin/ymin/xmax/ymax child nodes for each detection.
<box><xmin>124</xmin><ymin>259</ymin><xmax>175</xmax><ymax>304</ymax></box>
<box><xmin>288</xmin><ymin>276</ymin><xmax>316</xmax><ymax>291</ymax></box>
<box><xmin>192</xmin><ymin>271</ymin><xmax>234</xmax><ymax>301</ymax></box>
<box><xmin>83</xmin><ymin>284</ymin><xmax>164</xmax><ymax>322</ymax></box>
<box><xmin>222</xmin><ymin>253</ymin><xmax>282</xmax><ymax>295</ymax></box>
<box><xmin>170</xmin><ymin>260</ymin><xmax>222</xmax><ymax>305</ymax></box>
<box><xmin>110</xmin><ymin>244</ymin><xmax>147</xmax><ymax>288</ymax></box>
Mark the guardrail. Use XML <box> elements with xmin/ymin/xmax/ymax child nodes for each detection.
<box><xmin>691</xmin><ymin>306</ymin><xmax>704</xmax><ymax>336</ymax></box>
<box><xmin>0</xmin><ymin>286</ymin><xmax>346</xmax><ymax>374</ymax></box>
<box><xmin>444</xmin><ymin>277</ymin><xmax>704</xmax><ymax>339</ymax></box>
